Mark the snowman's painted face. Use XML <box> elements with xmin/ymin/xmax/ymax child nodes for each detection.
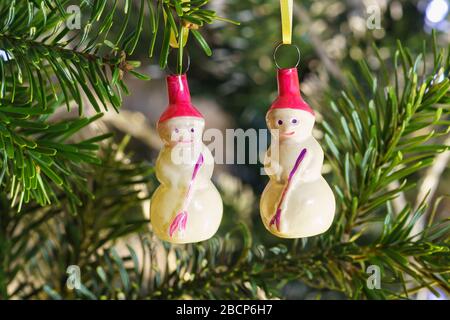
<box><xmin>266</xmin><ymin>109</ymin><xmax>315</xmax><ymax>143</ymax></box>
<box><xmin>158</xmin><ymin>117</ymin><xmax>205</xmax><ymax>147</ymax></box>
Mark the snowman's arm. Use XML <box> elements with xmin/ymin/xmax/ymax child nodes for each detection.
<box><xmin>201</xmin><ymin>145</ymin><xmax>215</xmax><ymax>179</ymax></box>
<box><xmin>155</xmin><ymin>150</ymin><xmax>169</xmax><ymax>185</ymax></box>
<box><xmin>264</xmin><ymin>148</ymin><xmax>282</xmax><ymax>181</ymax></box>
<box><xmin>299</xmin><ymin>139</ymin><xmax>324</xmax><ymax>182</ymax></box>
<box><xmin>155</xmin><ymin>148</ymin><xmax>191</xmax><ymax>188</ymax></box>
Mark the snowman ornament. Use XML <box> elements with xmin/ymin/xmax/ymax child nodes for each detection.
<box><xmin>260</xmin><ymin>68</ymin><xmax>335</xmax><ymax>238</ymax></box>
<box><xmin>150</xmin><ymin>74</ymin><xmax>223</xmax><ymax>244</ymax></box>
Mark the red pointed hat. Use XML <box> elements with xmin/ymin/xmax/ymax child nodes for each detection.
<box><xmin>158</xmin><ymin>74</ymin><xmax>204</xmax><ymax>124</ymax></box>
<box><xmin>269</xmin><ymin>68</ymin><xmax>314</xmax><ymax>115</ymax></box>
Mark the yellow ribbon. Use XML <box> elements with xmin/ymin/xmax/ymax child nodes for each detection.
<box><xmin>169</xmin><ymin>27</ymin><xmax>189</xmax><ymax>49</ymax></box>
<box><xmin>280</xmin><ymin>0</ymin><xmax>293</xmax><ymax>44</ymax></box>
<box><xmin>163</xmin><ymin>0</ymin><xmax>190</xmax><ymax>48</ymax></box>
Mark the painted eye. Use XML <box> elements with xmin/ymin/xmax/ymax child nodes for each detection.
<box><xmin>291</xmin><ymin>118</ymin><xmax>298</xmax><ymax>124</ymax></box>
<box><xmin>174</xmin><ymin>128</ymin><xmax>179</xmax><ymax>133</ymax></box>
<box><xmin>190</xmin><ymin>128</ymin><xmax>195</xmax><ymax>133</ymax></box>
<box><xmin>277</xmin><ymin>120</ymin><xmax>283</xmax><ymax>125</ymax></box>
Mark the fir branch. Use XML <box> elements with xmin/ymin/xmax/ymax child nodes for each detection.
<box><xmin>1</xmin><ymin>138</ymin><xmax>153</xmax><ymax>299</ymax></box>
<box><xmin>0</xmin><ymin>0</ymin><xmax>236</xmax><ymax>212</ymax></box>
<box><xmin>153</xmin><ymin>0</ymin><xmax>239</xmax><ymax>70</ymax></box>
<box><xmin>40</xmin><ymin>208</ymin><xmax>448</xmax><ymax>300</ymax></box>
<box><xmin>0</xmin><ymin>88</ymin><xmax>112</xmax><ymax>212</ymax></box>
<box><xmin>321</xmin><ymin>34</ymin><xmax>450</xmax><ymax>237</ymax></box>
<box><xmin>0</xmin><ymin>0</ymin><xmax>150</xmax><ymax>114</ymax></box>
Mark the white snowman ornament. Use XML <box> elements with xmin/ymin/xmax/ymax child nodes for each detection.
<box><xmin>150</xmin><ymin>74</ymin><xmax>223</xmax><ymax>244</ymax></box>
<box><xmin>260</xmin><ymin>68</ymin><xmax>335</xmax><ymax>238</ymax></box>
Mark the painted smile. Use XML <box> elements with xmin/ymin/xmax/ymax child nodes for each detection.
<box><xmin>177</xmin><ymin>139</ymin><xmax>194</xmax><ymax>144</ymax></box>
<box><xmin>280</xmin><ymin>131</ymin><xmax>295</xmax><ymax>137</ymax></box>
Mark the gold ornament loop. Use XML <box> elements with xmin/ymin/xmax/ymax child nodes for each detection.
<box><xmin>273</xmin><ymin>42</ymin><xmax>301</xmax><ymax>69</ymax></box>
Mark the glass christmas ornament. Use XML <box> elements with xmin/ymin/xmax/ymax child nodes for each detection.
<box><xmin>150</xmin><ymin>74</ymin><xmax>223</xmax><ymax>244</ymax></box>
<box><xmin>260</xmin><ymin>68</ymin><xmax>335</xmax><ymax>238</ymax></box>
